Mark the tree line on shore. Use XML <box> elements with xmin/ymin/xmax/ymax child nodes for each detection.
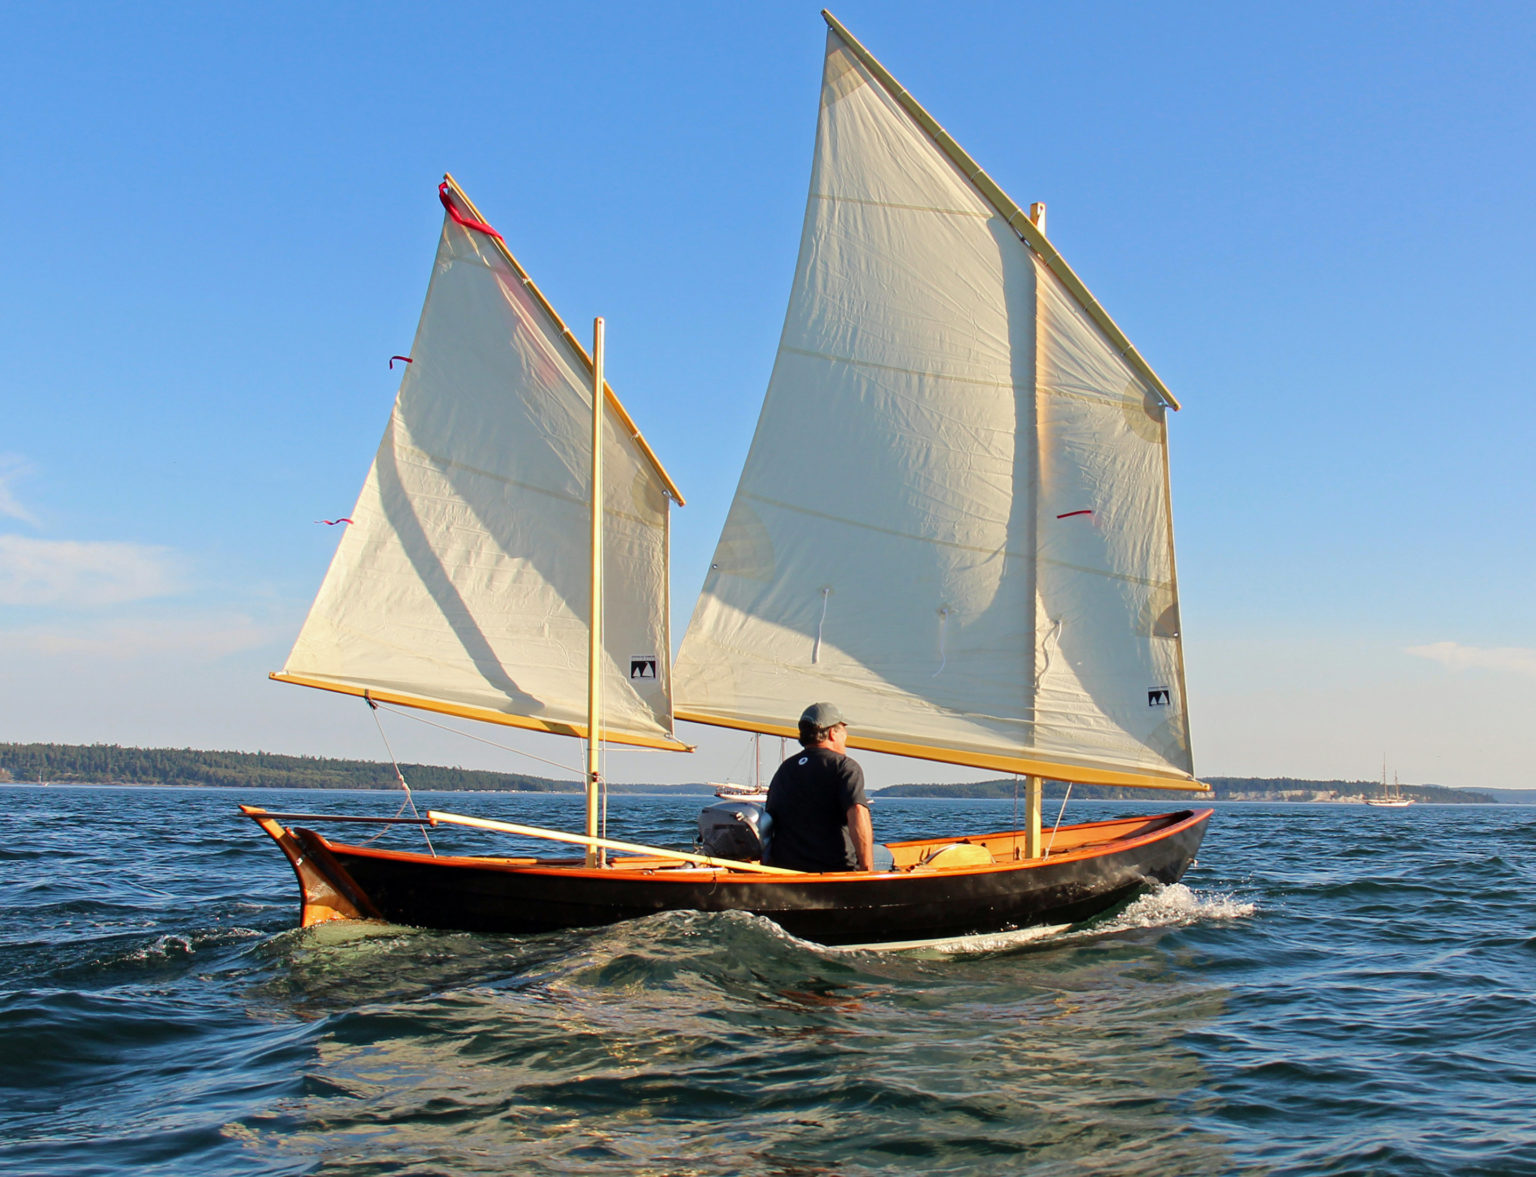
<box><xmin>0</xmin><ymin>741</ymin><xmax>1499</xmax><ymax>802</ymax></box>
<box><xmin>880</xmin><ymin>777</ymin><xmax>1492</xmax><ymax>803</ymax></box>
<box><xmin>0</xmin><ymin>741</ymin><xmax>676</xmax><ymax>794</ymax></box>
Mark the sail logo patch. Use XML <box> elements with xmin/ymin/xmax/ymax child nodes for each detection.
<box><xmin>1148</xmin><ymin>688</ymin><xmax>1171</xmax><ymax>707</ymax></box>
<box><xmin>630</xmin><ymin>657</ymin><xmax>658</xmax><ymax>681</ymax></box>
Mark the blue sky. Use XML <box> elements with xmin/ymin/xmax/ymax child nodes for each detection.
<box><xmin>2</xmin><ymin>2</ymin><xmax>1532</xmax><ymax>790</ymax></box>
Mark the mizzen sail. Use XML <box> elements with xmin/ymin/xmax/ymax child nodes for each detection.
<box><xmin>674</xmin><ymin>18</ymin><xmax>1195</xmax><ymax>788</ymax></box>
<box><xmin>276</xmin><ymin>176</ymin><xmax>685</xmax><ymax>751</ymax></box>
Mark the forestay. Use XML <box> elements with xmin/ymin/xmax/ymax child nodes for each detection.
<box><xmin>276</xmin><ymin>178</ymin><xmax>685</xmax><ymax>750</ymax></box>
<box><xmin>674</xmin><ymin>23</ymin><xmax>1195</xmax><ymax>788</ymax></box>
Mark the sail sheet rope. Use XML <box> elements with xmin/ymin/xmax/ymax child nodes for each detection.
<box><xmin>370</xmin><ymin>700</ymin><xmax>585</xmax><ymax>777</ymax></box>
<box><xmin>354</xmin><ymin>561</ymin><xmax>613</xmax><ymax>847</ymax></box>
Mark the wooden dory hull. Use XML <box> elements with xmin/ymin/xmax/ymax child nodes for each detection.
<box><xmin>253</xmin><ymin>809</ymin><xmax>1211</xmax><ymax>948</ymax></box>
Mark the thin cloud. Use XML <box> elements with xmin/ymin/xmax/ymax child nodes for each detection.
<box><xmin>0</xmin><ymin>535</ymin><xmax>185</xmax><ymax>607</ymax></box>
<box><xmin>1405</xmin><ymin>641</ymin><xmax>1536</xmax><ymax>678</ymax></box>
<box><xmin>0</xmin><ymin>613</ymin><xmax>284</xmax><ymax>660</ymax></box>
<box><xmin>0</xmin><ymin>454</ymin><xmax>40</xmax><ymax>526</ymax></box>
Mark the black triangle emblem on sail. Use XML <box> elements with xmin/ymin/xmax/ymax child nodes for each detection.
<box><xmin>630</xmin><ymin>657</ymin><xmax>658</xmax><ymax>681</ymax></box>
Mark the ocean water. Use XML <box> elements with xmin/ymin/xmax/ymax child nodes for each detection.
<box><xmin>2</xmin><ymin>785</ymin><xmax>1532</xmax><ymax>1177</ymax></box>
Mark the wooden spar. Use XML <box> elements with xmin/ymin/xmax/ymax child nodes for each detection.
<box><xmin>1025</xmin><ymin>775</ymin><xmax>1043</xmax><ymax>859</ymax></box>
<box><xmin>673</xmin><ymin>709</ymin><xmax>1211</xmax><ymax>792</ymax></box>
<box><xmin>1027</xmin><ymin>174</ymin><xmax>1044</xmax><ymax>824</ymax></box>
<box><xmin>269</xmin><ymin>673</ymin><xmax>693</xmax><ymax>752</ymax></box>
<box><xmin>586</xmin><ymin>316</ymin><xmax>605</xmax><ymax>868</ymax></box>
<box><xmin>426</xmin><ymin>810</ymin><xmax>805</xmax><ymax>875</ymax></box>
<box><xmin>241</xmin><ymin>809</ymin><xmax>433</xmax><ymax>825</ymax></box>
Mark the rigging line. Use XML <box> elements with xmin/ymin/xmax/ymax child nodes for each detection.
<box><xmin>372</xmin><ymin>702</ymin><xmax>582</xmax><ymax>776</ymax></box>
<box><xmin>1045</xmin><ymin>783</ymin><xmax>1074</xmax><ymax>857</ymax></box>
<box><xmin>600</xmin><ymin>735</ymin><xmax>609</xmax><ymax>850</ymax></box>
<box><xmin>582</xmin><ymin>731</ymin><xmax>610</xmax><ymax>866</ymax></box>
<box><xmin>367</xmin><ymin>697</ymin><xmax>436</xmax><ymax>856</ymax></box>
<box><xmin>1012</xmin><ymin>774</ymin><xmax>1020</xmax><ymax>860</ymax></box>
<box><xmin>812</xmin><ymin>586</ymin><xmax>832</xmax><ymax>663</ymax></box>
<box><xmin>355</xmin><ymin>790</ymin><xmax>422</xmax><ymax>849</ymax></box>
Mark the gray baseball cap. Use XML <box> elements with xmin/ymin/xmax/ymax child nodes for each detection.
<box><xmin>799</xmin><ymin>702</ymin><xmax>847</xmax><ymax>729</ymax></box>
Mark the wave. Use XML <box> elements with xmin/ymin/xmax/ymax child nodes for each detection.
<box><xmin>116</xmin><ymin>926</ymin><xmax>266</xmax><ymax>965</ymax></box>
<box><xmin>8</xmin><ymin>790</ymin><xmax>1534</xmax><ymax>1177</ymax></box>
<box><xmin>1101</xmin><ymin>881</ymin><xmax>1258</xmax><ymax>929</ymax></box>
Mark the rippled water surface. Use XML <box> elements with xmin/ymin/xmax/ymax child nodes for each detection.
<box><xmin>2</xmin><ymin>785</ymin><xmax>1533</xmax><ymax>1176</ymax></box>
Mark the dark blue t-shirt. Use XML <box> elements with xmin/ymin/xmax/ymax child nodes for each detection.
<box><xmin>763</xmin><ymin>747</ymin><xmax>868</xmax><ymax>872</ymax></box>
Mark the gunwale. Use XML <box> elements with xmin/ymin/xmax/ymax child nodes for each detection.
<box><xmin>285</xmin><ymin>807</ymin><xmax>1207</xmax><ymax>884</ymax></box>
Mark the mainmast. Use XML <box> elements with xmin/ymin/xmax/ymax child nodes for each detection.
<box><xmin>586</xmin><ymin>317</ymin><xmax>606</xmax><ymax>867</ymax></box>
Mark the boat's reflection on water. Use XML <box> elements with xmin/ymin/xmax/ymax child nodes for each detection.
<box><xmin>242</xmin><ymin>890</ymin><xmax>1246</xmax><ymax>1176</ymax></box>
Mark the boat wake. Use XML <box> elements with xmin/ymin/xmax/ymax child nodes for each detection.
<box><xmin>1096</xmin><ymin>882</ymin><xmax>1256</xmax><ymax>932</ymax></box>
<box><xmin>109</xmin><ymin>925</ymin><xmax>266</xmax><ymax>969</ymax></box>
<box><xmin>879</xmin><ymin>882</ymin><xmax>1257</xmax><ymax>960</ymax></box>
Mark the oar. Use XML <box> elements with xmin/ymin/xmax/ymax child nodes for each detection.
<box><xmin>425</xmin><ymin>810</ymin><xmax>802</xmax><ymax>876</ymax></box>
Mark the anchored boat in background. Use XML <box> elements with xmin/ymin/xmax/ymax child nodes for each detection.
<box><xmin>244</xmin><ymin>11</ymin><xmax>1211</xmax><ymax>950</ymax></box>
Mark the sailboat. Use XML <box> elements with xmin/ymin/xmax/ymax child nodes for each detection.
<box><xmin>1365</xmin><ymin>765</ymin><xmax>1413</xmax><ymax>807</ymax></box>
<box><xmin>243</xmin><ymin>13</ymin><xmax>1211</xmax><ymax>951</ymax></box>
<box><xmin>707</xmin><ymin>733</ymin><xmax>777</xmax><ymax>803</ymax></box>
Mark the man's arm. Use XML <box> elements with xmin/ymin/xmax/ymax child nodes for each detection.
<box><xmin>846</xmin><ymin>804</ymin><xmax>874</xmax><ymax>871</ymax></box>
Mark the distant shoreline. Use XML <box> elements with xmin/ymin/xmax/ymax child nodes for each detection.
<box><xmin>0</xmin><ymin>742</ymin><xmax>1524</xmax><ymax>804</ymax></box>
<box><xmin>2</xmin><ymin>780</ymin><xmax>1526</xmax><ymax>805</ymax></box>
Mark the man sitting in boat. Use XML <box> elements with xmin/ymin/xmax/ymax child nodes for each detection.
<box><xmin>763</xmin><ymin>703</ymin><xmax>874</xmax><ymax>872</ymax></box>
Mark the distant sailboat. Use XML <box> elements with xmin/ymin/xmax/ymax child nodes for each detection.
<box><xmin>1365</xmin><ymin>764</ymin><xmax>1414</xmax><ymax>807</ymax></box>
<box><xmin>708</xmin><ymin>733</ymin><xmax>773</xmax><ymax>803</ymax></box>
<box><xmin>244</xmin><ymin>12</ymin><xmax>1211</xmax><ymax>950</ymax></box>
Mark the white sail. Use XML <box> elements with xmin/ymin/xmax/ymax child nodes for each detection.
<box><xmin>674</xmin><ymin>23</ymin><xmax>1193</xmax><ymax>787</ymax></box>
<box><xmin>277</xmin><ymin>178</ymin><xmax>685</xmax><ymax>750</ymax></box>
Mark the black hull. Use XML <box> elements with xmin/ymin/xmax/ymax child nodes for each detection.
<box><xmin>274</xmin><ymin>809</ymin><xmax>1210</xmax><ymax>948</ymax></box>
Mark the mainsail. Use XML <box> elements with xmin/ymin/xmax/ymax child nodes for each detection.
<box><xmin>276</xmin><ymin>176</ymin><xmax>686</xmax><ymax>751</ymax></box>
<box><xmin>674</xmin><ymin>16</ymin><xmax>1196</xmax><ymax>788</ymax></box>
